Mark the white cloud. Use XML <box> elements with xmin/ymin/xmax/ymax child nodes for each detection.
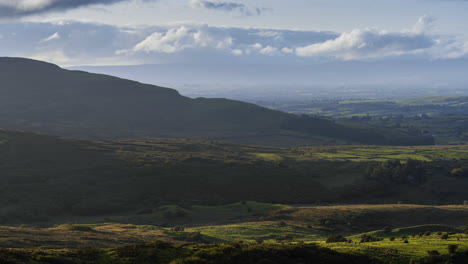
<box><xmin>259</xmin><ymin>45</ymin><xmax>277</xmax><ymax>55</ymax></box>
<box><xmin>250</xmin><ymin>43</ymin><xmax>262</xmax><ymax>50</ymax></box>
<box><xmin>253</xmin><ymin>30</ymin><xmax>282</xmax><ymax>38</ymax></box>
<box><xmin>281</xmin><ymin>47</ymin><xmax>293</xmax><ymax>54</ymax></box>
<box><xmin>132</xmin><ymin>24</ymin><xmax>233</xmax><ymax>53</ymax></box>
<box><xmin>39</xmin><ymin>31</ymin><xmax>60</xmax><ymax>43</ymax></box>
<box><xmin>429</xmin><ymin>38</ymin><xmax>468</xmax><ymax>59</ymax></box>
<box><xmin>296</xmin><ymin>16</ymin><xmax>436</xmax><ymax>59</ymax></box>
<box><xmin>231</xmin><ymin>48</ymin><xmax>243</xmax><ymax>55</ymax></box>
<box><xmin>1</xmin><ymin>18</ymin><xmax>468</xmax><ymax>67</ymax></box>
<box><xmin>410</xmin><ymin>15</ymin><xmax>436</xmax><ymax>34</ymax></box>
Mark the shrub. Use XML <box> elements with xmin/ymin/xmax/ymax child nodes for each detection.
<box><xmin>325</xmin><ymin>235</ymin><xmax>348</xmax><ymax>243</ymax></box>
<box><xmin>426</xmin><ymin>250</ymin><xmax>443</xmax><ymax>264</ymax></box>
<box><xmin>360</xmin><ymin>234</ymin><xmax>383</xmax><ymax>243</ymax></box>
<box><xmin>390</xmin><ymin>237</ymin><xmax>395</xmax><ymax>241</ymax></box>
<box><xmin>441</xmin><ymin>233</ymin><xmax>449</xmax><ymax>240</ymax></box>
<box><xmin>66</xmin><ymin>224</ymin><xmax>94</xmax><ymax>232</ymax></box>
<box><xmin>382</xmin><ymin>226</ymin><xmax>392</xmax><ymax>233</ymax></box>
<box><xmin>451</xmin><ymin>167</ymin><xmax>468</xmax><ymax>177</ymax></box>
<box><xmin>173</xmin><ymin>226</ymin><xmax>185</xmax><ymax>232</ymax></box>
<box><xmin>448</xmin><ymin>244</ymin><xmax>458</xmax><ymax>254</ymax></box>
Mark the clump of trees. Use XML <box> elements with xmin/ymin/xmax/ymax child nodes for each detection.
<box><xmin>366</xmin><ymin>159</ymin><xmax>426</xmax><ymax>184</ymax></box>
<box><xmin>451</xmin><ymin>166</ymin><xmax>468</xmax><ymax>177</ymax></box>
<box><xmin>360</xmin><ymin>234</ymin><xmax>383</xmax><ymax>243</ymax></box>
<box><xmin>448</xmin><ymin>244</ymin><xmax>458</xmax><ymax>254</ymax></box>
<box><xmin>440</xmin><ymin>233</ymin><xmax>449</xmax><ymax>240</ymax></box>
<box><xmin>325</xmin><ymin>235</ymin><xmax>349</xmax><ymax>243</ymax></box>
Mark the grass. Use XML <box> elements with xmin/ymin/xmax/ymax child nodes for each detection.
<box><xmin>289</xmin><ymin>145</ymin><xmax>468</xmax><ymax>162</ymax></box>
<box><xmin>3</xmin><ymin>129</ymin><xmax>468</xmax><ymax>224</ymax></box>
<box><xmin>323</xmin><ymin>232</ymin><xmax>468</xmax><ymax>263</ymax></box>
<box><xmin>0</xmin><ymin>203</ymin><xmax>467</xmax><ymax>263</ymax></box>
<box><xmin>96</xmin><ymin>201</ymin><xmax>290</xmax><ymax>228</ymax></box>
<box><xmin>253</xmin><ymin>153</ymin><xmax>284</xmax><ymax>162</ymax></box>
<box><xmin>190</xmin><ymin>222</ymin><xmax>326</xmax><ymax>243</ymax></box>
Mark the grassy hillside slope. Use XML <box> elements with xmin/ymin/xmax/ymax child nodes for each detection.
<box><xmin>0</xmin><ymin>57</ymin><xmax>432</xmax><ymax>146</ymax></box>
<box><xmin>0</xmin><ymin>130</ymin><xmax>464</xmax><ymax>224</ymax></box>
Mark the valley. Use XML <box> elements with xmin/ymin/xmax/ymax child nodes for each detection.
<box><xmin>0</xmin><ymin>58</ymin><xmax>467</xmax><ymax>263</ymax></box>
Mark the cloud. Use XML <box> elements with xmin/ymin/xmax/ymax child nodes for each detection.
<box><xmin>189</xmin><ymin>0</ymin><xmax>268</xmax><ymax>16</ymax></box>
<box><xmin>296</xmin><ymin>16</ymin><xmax>436</xmax><ymax>59</ymax></box>
<box><xmin>429</xmin><ymin>38</ymin><xmax>468</xmax><ymax>59</ymax></box>
<box><xmin>39</xmin><ymin>31</ymin><xmax>60</xmax><ymax>43</ymax></box>
<box><xmin>1</xmin><ymin>19</ymin><xmax>468</xmax><ymax>67</ymax></box>
<box><xmin>0</xmin><ymin>0</ymin><xmax>154</xmax><ymax>18</ymax></box>
<box><xmin>410</xmin><ymin>15</ymin><xmax>436</xmax><ymax>34</ymax></box>
<box><xmin>131</xmin><ymin>24</ymin><xmax>233</xmax><ymax>53</ymax></box>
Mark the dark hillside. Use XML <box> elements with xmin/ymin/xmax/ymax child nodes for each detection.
<box><xmin>0</xmin><ymin>130</ymin><xmax>463</xmax><ymax>224</ymax></box>
<box><xmin>0</xmin><ymin>57</ymin><xmax>432</xmax><ymax>146</ymax></box>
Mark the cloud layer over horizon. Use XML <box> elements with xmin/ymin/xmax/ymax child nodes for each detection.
<box><xmin>0</xmin><ymin>16</ymin><xmax>467</xmax><ymax>66</ymax></box>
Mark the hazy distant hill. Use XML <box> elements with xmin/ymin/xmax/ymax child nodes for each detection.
<box><xmin>0</xmin><ymin>57</ymin><xmax>432</xmax><ymax>146</ymax></box>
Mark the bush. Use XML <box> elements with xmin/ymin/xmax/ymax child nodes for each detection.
<box><xmin>360</xmin><ymin>234</ymin><xmax>383</xmax><ymax>243</ymax></box>
<box><xmin>325</xmin><ymin>235</ymin><xmax>348</xmax><ymax>243</ymax></box>
<box><xmin>426</xmin><ymin>250</ymin><xmax>443</xmax><ymax>264</ymax></box>
<box><xmin>389</xmin><ymin>237</ymin><xmax>395</xmax><ymax>241</ymax></box>
<box><xmin>383</xmin><ymin>226</ymin><xmax>392</xmax><ymax>233</ymax></box>
<box><xmin>172</xmin><ymin>226</ymin><xmax>185</xmax><ymax>232</ymax></box>
<box><xmin>448</xmin><ymin>244</ymin><xmax>458</xmax><ymax>254</ymax></box>
<box><xmin>451</xmin><ymin>167</ymin><xmax>468</xmax><ymax>177</ymax></box>
<box><xmin>441</xmin><ymin>233</ymin><xmax>449</xmax><ymax>240</ymax></box>
<box><xmin>65</xmin><ymin>224</ymin><xmax>94</xmax><ymax>232</ymax></box>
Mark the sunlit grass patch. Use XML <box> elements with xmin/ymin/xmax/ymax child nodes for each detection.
<box><xmin>252</xmin><ymin>153</ymin><xmax>284</xmax><ymax>162</ymax></box>
<box><xmin>190</xmin><ymin>222</ymin><xmax>325</xmax><ymax>243</ymax></box>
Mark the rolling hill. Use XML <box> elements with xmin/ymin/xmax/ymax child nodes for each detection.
<box><xmin>0</xmin><ymin>57</ymin><xmax>432</xmax><ymax>146</ymax></box>
<box><xmin>0</xmin><ymin>129</ymin><xmax>465</xmax><ymax>224</ymax></box>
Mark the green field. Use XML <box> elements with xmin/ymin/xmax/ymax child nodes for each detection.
<box><xmin>0</xmin><ymin>204</ymin><xmax>467</xmax><ymax>263</ymax></box>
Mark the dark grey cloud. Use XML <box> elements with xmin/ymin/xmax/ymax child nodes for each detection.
<box><xmin>0</xmin><ymin>0</ymin><xmax>153</xmax><ymax>18</ymax></box>
<box><xmin>190</xmin><ymin>0</ymin><xmax>269</xmax><ymax>16</ymax></box>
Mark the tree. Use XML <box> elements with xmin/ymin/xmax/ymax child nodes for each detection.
<box><xmin>451</xmin><ymin>167</ymin><xmax>468</xmax><ymax>177</ymax></box>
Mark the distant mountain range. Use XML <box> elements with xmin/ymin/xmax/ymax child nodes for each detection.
<box><xmin>0</xmin><ymin>57</ymin><xmax>432</xmax><ymax>146</ymax></box>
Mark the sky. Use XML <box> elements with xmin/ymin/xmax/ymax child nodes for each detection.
<box><xmin>1</xmin><ymin>0</ymin><xmax>468</xmax><ymax>71</ymax></box>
